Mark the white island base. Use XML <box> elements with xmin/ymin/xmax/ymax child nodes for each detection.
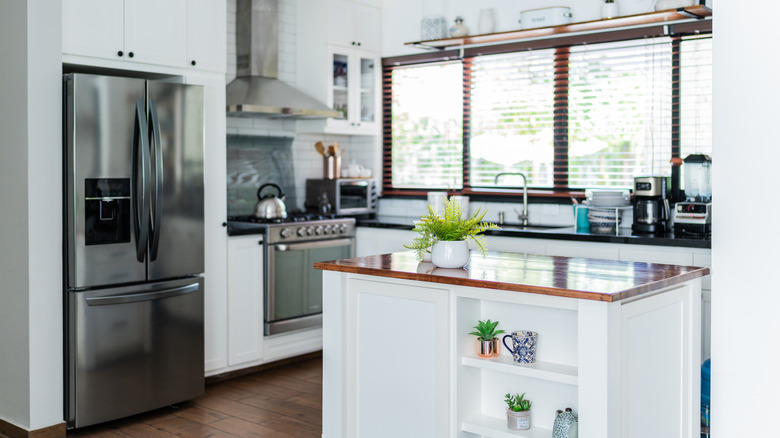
<box><xmin>318</xmin><ymin>252</ymin><xmax>705</xmax><ymax>438</ymax></box>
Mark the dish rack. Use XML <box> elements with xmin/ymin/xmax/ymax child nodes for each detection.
<box><xmin>574</xmin><ymin>205</ymin><xmax>632</xmax><ymax>235</ymax></box>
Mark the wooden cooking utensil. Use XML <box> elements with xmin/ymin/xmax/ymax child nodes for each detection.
<box><xmin>314</xmin><ymin>141</ymin><xmax>326</xmax><ymax>156</ymax></box>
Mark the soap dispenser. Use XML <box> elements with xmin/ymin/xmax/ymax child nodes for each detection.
<box><xmin>449</xmin><ymin>16</ymin><xmax>469</xmax><ymax>37</ymax></box>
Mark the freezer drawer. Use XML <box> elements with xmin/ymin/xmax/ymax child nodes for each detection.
<box><xmin>66</xmin><ymin>277</ymin><xmax>204</xmax><ymax>428</ymax></box>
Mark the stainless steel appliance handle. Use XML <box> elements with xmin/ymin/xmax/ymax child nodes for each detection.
<box><xmin>131</xmin><ymin>98</ymin><xmax>151</xmax><ymax>262</ymax></box>
<box><xmin>149</xmin><ymin>99</ymin><xmax>163</xmax><ymax>261</ymax></box>
<box><xmin>273</xmin><ymin>238</ymin><xmax>354</xmax><ymax>252</ymax></box>
<box><xmin>85</xmin><ymin>283</ymin><xmax>200</xmax><ymax>306</ymax></box>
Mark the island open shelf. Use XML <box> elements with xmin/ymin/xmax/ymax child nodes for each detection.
<box><xmin>316</xmin><ymin>250</ymin><xmax>708</xmax><ymax>438</ymax></box>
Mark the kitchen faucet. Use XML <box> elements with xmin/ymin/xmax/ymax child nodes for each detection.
<box><xmin>494</xmin><ymin>172</ymin><xmax>528</xmax><ymax>226</ymax></box>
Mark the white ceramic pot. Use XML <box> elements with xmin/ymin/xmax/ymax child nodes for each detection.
<box><xmin>431</xmin><ymin>240</ymin><xmax>470</xmax><ymax>268</ymax></box>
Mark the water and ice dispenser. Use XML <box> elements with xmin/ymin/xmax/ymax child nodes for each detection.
<box><xmin>84</xmin><ymin>178</ymin><xmax>131</xmax><ymax>245</ymax></box>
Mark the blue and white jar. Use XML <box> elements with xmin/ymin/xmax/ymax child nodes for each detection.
<box><xmin>502</xmin><ymin>330</ymin><xmax>537</xmax><ymax>364</ymax></box>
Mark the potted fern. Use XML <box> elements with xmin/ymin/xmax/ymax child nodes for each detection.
<box><xmin>404</xmin><ymin>198</ymin><xmax>498</xmax><ymax>268</ymax></box>
<box><xmin>469</xmin><ymin>319</ymin><xmax>504</xmax><ymax>358</ymax></box>
<box><xmin>505</xmin><ymin>392</ymin><xmax>533</xmax><ymax>431</ymax></box>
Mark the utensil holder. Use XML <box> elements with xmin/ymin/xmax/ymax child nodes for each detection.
<box><xmin>324</xmin><ymin>156</ymin><xmax>341</xmax><ymax>179</ymax></box>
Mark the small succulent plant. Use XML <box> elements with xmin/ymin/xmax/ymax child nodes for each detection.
<box><xmin>505</xmin><ymin>392</ymin><xmax>532</xmax><ymax>412</ymax></box>
<box><xmin>468</xmin><ymin>319</ymin><xmax>505</xmax><ymax>341</ymax></box>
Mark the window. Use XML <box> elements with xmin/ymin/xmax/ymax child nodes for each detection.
<box><xmin>470</xmin><ymin>50</ymin><xmax>555</xmax><ymax>187</ymax></box>
<box><xmin>390</xmin><ymin>62</ymin><xmax>463</xmax><ymax>189</ymax></box>
<box><xmin>383</xmin><ymin>24</ymin><xmax>712</xmax><ymax>197</ymax></box>
<box><xmin>679</xmin><ymin>35</ymin><xmax>713</xmax><ymax>158</ymax></box>
<box><xmin>567</xmin><ymin>39</ymin><xmax>672</xmax><ymax>188</ymax></box>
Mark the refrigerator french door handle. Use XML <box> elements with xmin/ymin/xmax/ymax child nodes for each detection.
<box><xmin>85</xmin><ymin>283</ymin><xmax>200</xmax><ymax>306</ymax></box>
<box><xmin>131</xmin><ymin>98</ymin><xmax>151</xmax><ymax>263</ymax></box>
<box><xmin>149</xmin><ymin>99</ymin><xmax>163</xmax><ymax>261</ymax></box>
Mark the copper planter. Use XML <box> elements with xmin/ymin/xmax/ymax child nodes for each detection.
<box><xmin>477</xmin><ymin>338</ymin><xmax>500</xmax><ymax>358</ymax></box>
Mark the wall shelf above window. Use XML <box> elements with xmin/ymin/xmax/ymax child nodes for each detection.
<box><xmin>405</xmin><ymin>5</ymin><xmax>712</xmax><ymax>50</ymax></box>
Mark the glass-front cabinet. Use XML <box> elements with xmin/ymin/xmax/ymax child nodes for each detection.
<box><xmin>325</xmin><ymin>47</ymin><xmax>380</xmax><ymax>133</ymax></box>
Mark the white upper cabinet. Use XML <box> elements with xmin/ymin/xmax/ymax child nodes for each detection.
<box><xmin>323</xmin><ymin>0</ymin><xmax>381</xmax><ymax>52</ymax></box>
<box><xmin>297</xmin><ymin>0</ymin><xmax>382</xmax><ymax>135</ymax></box>
<box><xmin>124</xmin><ymin>0</ymin><xmax>188</xmax><ymax>68</ymax></box>
<box><xmin>187</xmin><ymin>0</ymin><xmax>227</xmax><ymax>72</ymax></box>
<box><xmin>62</xmin><ymin>0</ymin><xmax>226</xmax><ymax>73</ymax></box>
<box><xmin>62</xmin><ymin>0</ymin><xmax>125</xmax><ymax>60</ymax></box>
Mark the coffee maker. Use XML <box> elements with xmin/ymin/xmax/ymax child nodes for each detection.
<box><xmin>632</xmin><ymin>176</ymin><xmax>670</xmax><ymax>233</ymax></box>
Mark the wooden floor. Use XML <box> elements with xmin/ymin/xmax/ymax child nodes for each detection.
<box><xmin>66</xmin><ymin>355</ymin><xmax>323</xmax><ymax>438</ymax></box>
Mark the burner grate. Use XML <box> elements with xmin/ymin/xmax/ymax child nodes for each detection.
<box><xmin>228</xmin><ymin>213</ymin><xmax>338</xmax><ymax>224</ymax></box>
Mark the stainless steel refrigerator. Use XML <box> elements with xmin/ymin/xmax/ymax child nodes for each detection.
<box><xmin>63</xmin><ymin>73</ymin><xmax>205</xmax><ymax>428</ymax></box>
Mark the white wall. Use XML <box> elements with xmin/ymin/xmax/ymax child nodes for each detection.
<box><xmin>712</xmin><ymin>2</ymin><xmax>778</xmax><ymax>435</ymax></box>
<box><xmin>225</xmin><ymin>0</ymin><xmax>374</xmax><ymax>210</ymax></box>
<box><xmin>383</xmin><ymin>0</ymin><xmax>713</xmax><ymax>57</ymax></box>
<box><xmin>0</xmin><ymin>0</ymin><xmax>64</xmax><ymax>431</ymax></box>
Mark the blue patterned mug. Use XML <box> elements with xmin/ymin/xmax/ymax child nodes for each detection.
<box><xmin>502</xmin><ymin>330</ymin><xmax>537</xmax><ymax>364</ymax></box>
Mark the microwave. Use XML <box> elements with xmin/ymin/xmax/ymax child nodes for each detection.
<box><xmin>305</xmin><ymin>178</ymin><xmax>378</xmax><ymax>216</ymax></box>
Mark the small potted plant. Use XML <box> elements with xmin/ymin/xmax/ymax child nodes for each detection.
<box><xmin>469</xmin><ymin>319</ymin><xmax>504</xmax><ymax>358</ymax></box>
<box><xmin>505</xmin><ymin>392</ymin><xmax>532</xmax><ymax>431</ymax></box>
<box><xmin>404</xmin><ymin>198</ymin><xmax>498</xmax><ymax>268</ymax></box>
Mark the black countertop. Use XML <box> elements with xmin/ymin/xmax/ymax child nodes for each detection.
<box><xmin>356</xmin><ymin>215</ymin><xmax>711</xmax><ymax>249</ymax></box>
<box><xmin>226</xmin><ymin>221</ymin><xmax>268</xmax><ymax>237</ymax></box>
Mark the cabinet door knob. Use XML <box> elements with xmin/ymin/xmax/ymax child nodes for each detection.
<box><xmin>117</xmin><ymin>50</ymin><xmax>124</xmax><ymax>57</ymax></box>
<box><xmin>191</xmin><ymin>60</ymin><xmax>196</xmax><ymax>66</ymax></box>
<box><xmin>357</xmin><ymin>41</ymin><xmax>361</xmax><ymax>46</ymax></box>
<box><xmin>351</xmin><ymin>41</ymin><xmax>356</xmax><ymax>45</ymax></box>
<box><xmin>128</xmin><ymin>52</ymin><xmax>134</xmax><ymax>58</ymax></box>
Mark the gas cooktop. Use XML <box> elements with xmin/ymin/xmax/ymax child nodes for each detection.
<box><xmin>228</xmin><ymin>212</ymin><xmax>339</xmax><ymax>224</ymax></box>
<box><xmin>227</xmin><ymin>213</ymin><xmax>356</xmax><ymax>243</ymax></box>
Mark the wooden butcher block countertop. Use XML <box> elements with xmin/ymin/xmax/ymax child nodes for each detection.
<box><xmin>314</xmin><ymin>250</ymin><xmax>710</xmax><ymax>302</ymax></box>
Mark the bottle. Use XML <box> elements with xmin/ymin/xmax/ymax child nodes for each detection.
<box><xmin>478</xmin><ymin>9</ymin><xmax>495</xmax><ymax>34</ymax></box>
<box><xmin>601</xmin><ymin>0</ymin><xmax>619</xmax><ymax>19</ymax></box>
<box><xmin>449</xmin><ymin>16</ymin><xmax>469</xmax><ymax>38</ymax></box>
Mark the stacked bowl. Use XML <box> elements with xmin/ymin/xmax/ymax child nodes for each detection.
<box><xmin>587</xmin><ymin>190</ymin><xmax>629</xmax><ymax>233</ymax></box>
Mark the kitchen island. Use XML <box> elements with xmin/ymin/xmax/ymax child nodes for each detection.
<box><xmin>315</xmin><ymin>250</ymin><xmax>709</xmax><ymax>438</ymax></box>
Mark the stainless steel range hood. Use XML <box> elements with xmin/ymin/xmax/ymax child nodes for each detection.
<box><xmin>226</xmin><ymin>0</ymin><xmax>342</xmax><ymax>119</ymax></box>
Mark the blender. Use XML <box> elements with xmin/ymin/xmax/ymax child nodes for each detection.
<box><xmin>674</xmin><ymin>154</ymin><xmax>712</xmax><ymax>235</ymax></box>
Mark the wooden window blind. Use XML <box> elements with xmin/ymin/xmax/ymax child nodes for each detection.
<box><xmin>382</xmin><ymin>20</ymin><xmax>711</xmax><ymax>198</ymax></box>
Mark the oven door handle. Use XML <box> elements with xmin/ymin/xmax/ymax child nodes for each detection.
<box><xmin>273</xmin><ymin>238</ymin><xmax>353</xmax><ymax>252</ymax></box>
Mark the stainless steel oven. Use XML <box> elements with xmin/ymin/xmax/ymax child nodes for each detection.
<box><xmin>228</xmin><ymin>214</ymin><xmax>356</xmax><ymax>335</ymax></box>
<box><xmin>264</xmin><ymin>217</ymin><xmax>355</xmax><ymax>335</ymax></box>
<box><xmin>305</xmin><ymin>178</ymin><xmax>377</xmax><ymax>216</ymax></box>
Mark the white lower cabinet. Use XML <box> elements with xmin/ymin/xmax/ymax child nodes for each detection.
<box><xmin>323</xmin><ymin>272</ymin><xmax>702</xmax><ymax>438</ymax></box>
<box><xmin>226</xmin><ymin>235</ymin><xmax>264</xmax><ymax>367</ymax></box>
<box><xmin>355</xmin><ymin>227</ymin><xmax>416</xmax><ymax>257</ymax></box>
<box><xmin>347</xmin><ymin>278</ymin><xmax>449</xmax><ymax>437</ymax></box>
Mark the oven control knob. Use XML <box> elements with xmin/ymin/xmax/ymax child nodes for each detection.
<box><xmin>323</xmin><ymin>225</ymin><xmax>332</xmax><ymax>235</ymax></box>
<box><xmin>297</xmin><ymin>227</ymin><xmax>306</xmax><ymax>237</ymax></box>
<box><xmin>315</xmin><ymin>226</ymin><xmax>323</xmax><ymax>235</ymax></box>
<box><xmin>306</xmin><ymin>226</ymin><xmax>314</xmax><ymax>236</ymax></box>
<box><xmin>339</xmin><ymin>224</ymin><xmax>348</xmax><ymax>234</ymax></box>
<box><xmin>280</xmin><ymin>228</ymin><xmax>292</xmax><ymax>239</ymax></box>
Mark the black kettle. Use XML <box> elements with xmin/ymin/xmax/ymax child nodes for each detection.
<box><xmin>254</xmin><ymin>183</ymin><xmax>287</xmax><ymax>220</ymax></box>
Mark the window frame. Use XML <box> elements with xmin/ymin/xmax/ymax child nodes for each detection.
<box><xmin>381</xmin><ymin>20</ymin><xmax>712</xmax><ymax>201</ymax></box>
